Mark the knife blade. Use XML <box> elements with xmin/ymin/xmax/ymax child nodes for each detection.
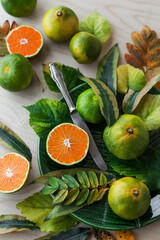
<box><xmin>49</xmin><ymin>62</ymin><xmax>107</xmax><ymax>171</ymax></box>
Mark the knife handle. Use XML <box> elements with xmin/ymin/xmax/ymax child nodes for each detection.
<box><xmin>49</xmin><ymin>63</ymin><xmax>76</xmax><ymax>113</ymax></box>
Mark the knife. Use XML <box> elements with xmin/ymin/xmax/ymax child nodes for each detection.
<box><xmin>49</xmin><ymin>63</ymin><xmax>107</xmax><ymax>171</ymax></box>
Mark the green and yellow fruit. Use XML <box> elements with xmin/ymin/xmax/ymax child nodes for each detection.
<box><xmin>0</xmin><ymin>54</ymin><xmax>33</xmax><ymax>92</ymax></box>
<box><xmin>42</xmin><ymin>6</ymin><xmax>79</xmax><ymax>42</ymax></box>
<box><xmin>70</xmin><ymin>32</ymin><xmax>102</xmax><ymax>64</ymax></box>
<box><xmin>108</xmin><ymin>177</ymin><xmax>151</xmax><ymax>220</ymax></box>
<box><xmin>103</xmin><ymin>114</ymin><xmax>149</xmax><ymax>160</ymax></box>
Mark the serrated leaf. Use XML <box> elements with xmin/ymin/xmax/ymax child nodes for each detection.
<box><xmin>100</xmin><ymin>173</ymin><xmax>107</xmax><ymax>187</ymax></box>
<box><xmin>77</xmin><ymin>170</ymin><xmax>90</xmax><ymax>188</ymax></box>
<box><xmin>35</xmin><ymin>227</ymin><xmax>91</xmax><ymax>240</ymax></box>
<box><xmin>79</xmin><ymin>10</ymin><xmax>111</xmax><ymax>43</ymax></box>
<box><xmin>64</xmin><ymin>189</ymin><xmax>80</xmax><ymax>205</ymax></box>
<box><xmin>62</xmin><ymin>175</ymin><xmax>79</xmax><ymax>188</ymax></box>
<box><xmin>96</xmin><ymin>188</ymin><xmax>108</xmax><ymax>201</ymax></box>
<box><xmin>40</xmin><ymin>215</ymin><xmax>77</xmax><ymax>233</ymax></box>
<box><xmin>123</xmin><ymin>74</ymin><xmax>160</xmax><ymax>113</ymax></box>
<box><xmin>87</xmin><ymin>189</ymin><xmax>98</xmax><ymax>205</ymax></box>
<box><xmin>76</xmin><ymin>189</ymin><xmax>90</xmax><ymax>206</ymax></box>
<box><xmin>43</xmin><ymin>63</ymin><xmax>82</xmax><ymax>93</ymax></box>
<box><xmin>0</xmin><ymin>215</ymin><xmax>37</xmax><ymax>234</ymax></box>
<box><xmin>25</xmin><ymin>99</ymin><xmax>71</xmax><ymax>138</ymax></box>
<box><xmin>78</xmin><ymin>74</ymin><xmax>119</xmax><ymax>126</ymax></box>
<box><xmin>41</xmin><ymin>185</ymin><xmax>58</xmax><ymax>195</ymax></box>
<box><xmin>0</xmin><ymin>121</ymin><xmax>32</xmax><ymax>161</ymax></box>
<box><xmin>53</xmin><ymin>190</ymin><xmax>68</xmax><ymax>205</ymax></box>
<box><xmin>133</xmin><ymin>94</ymin><xmax>160</xmax><ymax>130</ymax></box>
<box><xmin>16</xmin><ymin>193</ymin><xmax>53</xmax><ymax>226</ymax></box>
<box><xmin>96</xmin><ymin>44</ymin><xmax>119</xmax><ymax>95</ymax></box>
<box><xmin>48</xmin><ymin>177</ymin><xmax>59</xmax><ymax>189</ymax></box>
<box><xmin>88</xmin><ymin>171</ymin><xmax>98</xmax><ymax>188</ymax></box>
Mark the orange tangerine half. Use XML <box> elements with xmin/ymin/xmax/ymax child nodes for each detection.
<box><xmin>0</xmin><ymin>153</ymin><xmax>30</xmax><ymax>193</ymax></box>
<box><xmin>6</xmin><ymin>25</ymin><xmax>43</xmax><ymax>58</ymax></box>
<box><xmin>46</xmin><ymin>123</ymin><xmax>89</xmax><ymax>165</ymax></box>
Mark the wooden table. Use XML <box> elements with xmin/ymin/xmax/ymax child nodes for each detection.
<box><xmin>0</xmin><ymin>0</ymin><xmax>160</xmax><ymax>239</ymax></box>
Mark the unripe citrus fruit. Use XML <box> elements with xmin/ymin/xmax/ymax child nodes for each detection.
<box><xmin>70</xmin><ymin>32</ymin><xmax>102</xmax><ymax>64</ymax></box>
<box><xmin>0</xmin><ymin>54</ymin><xmax>33</xmax><ymax>92</ymax></box>
<box><xmin>1</xmin><ymin>0</ymin><xmax>37</xmax><ymax>17</ymax></box>
<box><xmin>42</xmin><ymin>6</ymin><xmax>79</xmax><ymax>42</ymax></box>
<box><xmin>108</xmin><ymin>177</ymin><xmax>151</xmax><ymax>220</ymax></box>
<box><xmin>76</xmin><ymin>88</ymin><xmax>104</xmax><ymax>124</ymax></box>
<box><xmin>103</xmin><ymin>114</ymin><xmax>149</xmax><ymax>160</ymax></box>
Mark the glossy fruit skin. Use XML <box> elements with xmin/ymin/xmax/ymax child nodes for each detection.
<box><xmin>108</xmin><ymin>177</ymin><xmax>151</xmax><ymax>220</ymax></box>
<box><xmin>0</xmin><ymin>54</ymin><xmax>33</xmax><ymax>92</ymax></box>
<box><xmin>1</xmin><ymin>0</ymin><xmax>37</xmax><ymax>17</ymax></box>
<box><xmin>70</xmin><ymin>32</ymin><xmax>102</xmax><ymax>64</ymax></box>
<box><xmin>76</xmin><ymin>88</ymin><xmax>104</xmax><ymax>124</ymax></box>
<box><xmin>103</xmin><ymin>114</ymin><xmax>149</xmax><ymax>160</ymax></box>
<box><xmin>42</xmin><ymin>6</ymin><xmax>79</xmax><ymax>42</ymax></box>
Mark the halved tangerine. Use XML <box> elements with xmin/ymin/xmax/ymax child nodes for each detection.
<box><xmin>0</xmin><ymin>153</ymin><xmax>30</xmax><ymax>193</ymax></box>
<box><xmin>6</xmin><ymin>25</ymin><xmax>43</xmax><ymax>58</ymax></box>
<box><xmin>46</xmin><ymin>123</ymin><xmax>89</xmax><ymax>165</ymax></box>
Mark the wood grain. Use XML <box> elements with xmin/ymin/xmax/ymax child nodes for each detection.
<box><xmin>0</xmin><ymin>0</ymin><xmax>160</xmax><ymax>239</ymax></box>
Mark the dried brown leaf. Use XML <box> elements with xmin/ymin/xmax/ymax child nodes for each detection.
<box><xmin>10</xmin><ymin>21</ymin><xmax>18</xmax><ymax>31</ymax></box>
<box><xmin>92</xmin><ymin>228</ymin><xmax>116</xmax><ymax>240</ymax></box>
<box><xmin>148</xmin><ymin>39</ymin><xmax>160</xmax><ymax>53</ymax></box>
<box><xmin>126</xmin><ymin>43</ymin><xmax>146</xmax><ymax>64</ymax></box>
<box><xmin>131</xmin><ymin>31</ymin><xmax>148</xmax><ymax>52</ymax></box>
<box><xmin>140</xmin><ymin>25</ymin><xmax>157</xmax><ymax>43</ymax></box>
<box><xmin>2</xmin><ymin>20</ymin><xmax>10</xmax><ymax>37</ymax></box>
<box><xmin>124</xmin><ymin>54</ymin><xmax>144</xmax><ymax>71</ymax></box>
<box><xmin>147</xmin><ymin>49</ymin><xmax>160</xmax><ymax>66</ymax></box>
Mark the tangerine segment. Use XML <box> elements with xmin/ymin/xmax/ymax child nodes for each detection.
<box><xmin>6</xmin><ymin>25</ymin><xmax>43</xmax><ymax>58</ymax></box>
<box><xmin>0</xmin><ymin>153</ymin><xmax>30</xmax><ymax>193</ymax></box>
<box><xmin>47</xmin><ymin>123</ymin><xmax>89</xmax><ymax>165</ymax></box>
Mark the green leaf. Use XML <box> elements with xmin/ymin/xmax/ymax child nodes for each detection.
<box><xmin>78</xmin><ymin>74</ymin><xmax>119</xmax><ymax>126</ymax></box>
<box><xmin>117</xmin><ymin>64</ymin><xmax>128</xmax><ymax>94</ymax></box>
<box><xmin>0</xmin><ymin>121</ymin><xmax>32</xmax><ymax>161</ymax></box>
<box><xmin>109</xmin><ymin>147</ymin><xmax>160</xmax><ymax>191</ymax></box>
<box><xmin>100</xmin><ymin>173</ymin><xmax>107</xmax><ymax>187</ymax></box>
<box><xmin>76</xmin><ymin>189</ymin><xmax>89</xmax><ymax>206</ymax></box>
<box><xmin>43</xmin><ymin>63</ymin><xmax>82</xmax><ymax>93</ymax></box>
<box><xmin>48</xmin><ymin>177</ymin><xmax>59</xmax><ymax>189</ymax></box>
<box><xmin>62</xmin><ymin>175</ymin><xmax>80</xmax><ymax>188</ymax></box>
<box><xmin>40</xmin><ymin>215</ymin><xmax>77</xmax><ymax>233</ymax></box>
<box><xmin>87</xmin><ymin>189</ymin><xmax>98</xmax><ymax>205</ymax></box>
<box><xmin>0</xmin><ymin>215</ymin><xmax>37</xmax><ymax>234</ymax></box>
<box><xmin>96</xmin><ymin>44</ymin><xmax>119</xmax><ymax>95</ymax></box>
<box><xmin>122</xmin><ymin>74</ymin><xmax>160</xmax><ymax>113</ymax></box>
<box><xmin>79</xmin><ymin>10</ymin><xmax>111</xmax><ymax>43</ymax></box>
<box><xmin>41</xmin><ymin>186</ymin><xmax>58</xmax><ymax>195</ymax></box>
<box><xmin>53</xmin><ymin>190</ymin><xmax>68</xmax><ymax>205</ymax></box>
<box><xmin>35</xmin><ymin>227</ymin><xmax>91</xmax><ymax>240</ymax></box>
<box><xmin>25</xmin><ymin>99</ymin><xmax>71</xmax><ymax>138</ymax></box>
<box><xmin>88</xmin><ymin>171</ymin><xmax>98</xmax><ymax>188</ymax></box>
<box><xmin>128</xmin><ymin>64</ymin><xmax>146</xmax><ymax>91</ymax></box>
<box><xmin>55</xmin><ymin>178</ymin><xmax>68</xmax><ymax>190</ymax></box>
<box><xmin>64</xmin><ymin>189</ymin><xmax>80</xmax><ymax>205</ymax></box>
<box><xmin>133</xmin><ymin>94</ymin><xmax>160</xmax><ymax>131</ymax></box>
<box><xmin>16</xmin><ymin>193</ymin><xmax>53</xmax><ymax>226</ymax></box>
<box><xmin>77</xmin><ymin>170</ymin><xmax>90</xmax><ymax>188</ymax></box>
<box><xmin>96</xmin><ymin>188</ymin><xmax>108</xmax><ymax>201</ymax></box>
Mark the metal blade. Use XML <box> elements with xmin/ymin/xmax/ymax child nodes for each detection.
<box><xmin>71</xmin><ymin>111</ymin><xmax>107</xmax><ymax>171</ymax></box>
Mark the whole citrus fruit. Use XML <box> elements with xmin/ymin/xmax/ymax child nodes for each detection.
<box><xmin>70</xmin><ymin>32</ymin><xmax>102</xmax><ymax>64</ymax></box>
<box><xmin>103</xmin><ymin>114</ymin><xmax>149</xmax><ymax>160</ymax></box>
<box><xmin>76</xmin><ymin>88</ymin><xmax>104</xmax><ymax>124</ymax></box>
<box><xmin>108</xmin><ymin>177</ymin><xmax>151</xmax><ymax>220</ymax></box>
<box><xmin>1</xmin><ymin>0</ymin><xmax>37</xmax><ymax>17</ymax></box>
<box><xmin>42</xmin><ymin>6</ymin><xmax>79</xmax><ymax>42</ymax></box>
<box><xmin>0</xmin><ymin>54</ymin><xmax>33</xmax><ymax>92</ymax></box>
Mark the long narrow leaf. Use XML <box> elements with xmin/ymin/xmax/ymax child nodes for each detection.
<box><xmin>96</xmin><ymin>44</ymin><xmax>119</xmax><ymax>95</ymax></box>
<box><xmin>0</xmin><ymin>121</ymin><xmax>32</xmax><ymax>161</ymax></box>
<box><xmin>78</xmin><ymin>74</ymin><xmax>119</xmax><ymax>126</ymax></box>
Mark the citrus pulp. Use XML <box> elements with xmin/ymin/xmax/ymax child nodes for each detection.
<box><xmin>0</xmin><ymin>153</ymin><xmax>30</xmax><ymax>193</ymax></box>
<box><xmin>0</xmin><ymin>54</ymin><xmax>33</xmax><ymax>91</ymax></box>
<box><xmin>70</xmin><ymin>32</ymin><xmax>102</xmax><ymax>64</ymax></box>
<box><xmin>46</xmin><ymin>123</ymin><xmax>89</xmax><ymax>165</ymax></box>
<box><xmin>103</xmin><ymin>114</ymin><xmax>149</xmax><ymax>160</ymax></box>
<box><xmin>108</xmin><ymin>177</ymin><xmax>151</xmax><ymax>220</ymax></box>
<box><xmin>6</xmin><ymin>25</ymin><xmax>43</xmax><ymax>58</ymax></box>
<box><xmin>1</xmin><ymin>0</ymin><xmax>37</xmax><ymax>17</ymax></box>
<box><xmin>76</xmin><ymin>88</ymin><xmax>104</xmax><ymax>124</ymax></box>
<box><xmin>42</xmin><ymin>6</ymin><xmax>79</xmax><ymax>42</ymax></box>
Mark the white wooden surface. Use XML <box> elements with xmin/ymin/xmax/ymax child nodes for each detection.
<box><xmin>0</xmin><ymin>0</ymin><xmax>160</xmax><ymax>239</ymax></box>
